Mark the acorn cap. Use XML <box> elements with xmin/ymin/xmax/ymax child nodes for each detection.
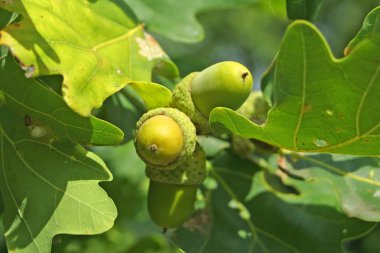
<box><xmin>146</xmin><ymin>144</ymin><xmax>207</xmax><ymax>185</ymax></box>
<box><xmin>135</xmin><ymin>107</ymin><xmax>196</xmax><ymax>170</ymax></box>
<box><xmin>170</xmin><ymin>73</ymin><xmax>213</xmax><ymax>135</ymax></box>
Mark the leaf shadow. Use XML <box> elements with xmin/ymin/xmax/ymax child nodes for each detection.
<box><xmin>0</xmin><ymin>56</ymin><xmax>116</xmax><ymax>251</ymax></box>
<box><xmin>0</xmin><ymin>136</ymin><xmax>109</xmax><ymax>250</ymax></box>
<box><xmin>2</xmin><ymin>1</ymin><xmax>61</xmax><ymax>75</ymax></box>
<box><xmin>289</xmin><ymin>153</ymin><xmax>380</xmax><ymax>175</ymax></box>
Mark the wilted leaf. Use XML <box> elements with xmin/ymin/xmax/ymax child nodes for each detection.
<box><xmin>210</xmin><ymin>21</ymin><xmax>380</xmax><ymax>156</ymax></box>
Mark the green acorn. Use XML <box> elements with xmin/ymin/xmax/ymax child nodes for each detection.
<box><xmin>134</xmin><ymin>107</ymin><xmax>196</xmax><ymax>170</ymax></box>
<box><xmin>233</xmin><ymin>91</ymin><xmax>276</xmax><ymax>157</ymax></box>
<box><xmin>146</xmin><ymin>144</ymin><xmax>207</xmax><ymax>229</ymax></box>
<box><xmin>171</xmin><ymin>61</ymin><xmax>253</xmax><ymax>134</ymax></box>
<box><xmin>237</xmin><ymin>91</ymin><xmax>270</xmax><ymax>125</ymax></box>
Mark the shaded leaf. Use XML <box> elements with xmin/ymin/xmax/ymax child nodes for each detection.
<box><xmin>97</xmin><ymin>93</ymin><xmax>142</xmax><ymax>144</ymax></box>
<box><xmin>280</xmin><ymin>153</ymin><xmax>380</xmax><ymax>222</ymax></box>
<box><xmin>286</xmin><ymin>0</ymin><xmax>323</xmax><ymax>21</ymax></box>
<box><xmin>345</xmin><ymin>6</ymin><xmax>380</xmax><ymax>55</ymax></box>
<box><xmin>0</xmin><ymin>58</ymin><xmax>123</xmax><ymax>146</ymax></box>
<box><xmin>197</xmin><ymin>136</ymin><xmax>230</xmax><ymax>158</ymax></box>
<box><xmin>0</xmin><ymin>0</ymin><xmax>175</xmax><ymax>116</ymax></box>
<box><xmin>0</xmin><ymin>57</ymin><xmax>119</xmax><ymax>252</ymax></box>
<box><xmin>0</xmin><ymin>8</ymin><xmax>16</xmax><ymax>30</ymax></box>
<box><xmin>210</xmin><ymin>21</ymin><xmax>380</xmax><ymax>156</ymax></box>
<box><xmin>96</xmin><ymin>81</ymin><xmax>171</xmax><ymax>143</ymax></box>
<box><xmin>173</xmin><ymin>151</ymin><xmax>374</xmax><ymax>253</ymax></box>
<box><xmin>126</xmin><ymin>0</ymin><xmax>259</xmax><ymax>43</ymax></box>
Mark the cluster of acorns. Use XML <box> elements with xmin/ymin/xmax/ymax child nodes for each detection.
<box><xmin>133</xmin><ymin>61</ymin><xmax>253</xmax><ymax>230</ymax></box>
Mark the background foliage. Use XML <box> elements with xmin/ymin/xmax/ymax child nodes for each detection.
<box><xmin>1</xmin><ymin>0</ymin><xmax>380</xmax><ymax>252</ymax></box>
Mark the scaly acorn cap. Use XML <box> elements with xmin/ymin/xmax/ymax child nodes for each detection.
<box><xmin>146</xmin><ymin>144</ymin><xmax>207</xmax><ymax>185</ymax></box>
<box><xmin>135</xmin><ymin>107</ymin><xmax>196</xmax><ymax>170</ymax></box>
<box><xmin>170</xmin><ymin>73</ymin><xmax>212</xmax><ymax>135</ymax></box>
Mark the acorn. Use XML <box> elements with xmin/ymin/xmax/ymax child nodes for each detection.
<box><xmin>236</xmin><ymin>91</ymin><xmax>270</xmax><ymax>125</ymax></box>
<box><xmin>232</xmin><ymin>91</ymin><xmax>276</xmax><ymax>157</ymax></box>
<box><xmin>134</xmin><ymin>107</ymin><xmax>196</xmax><ymax>170</ymax></box>
<box><xmin>171</xmin><ymin>61</ymin><xmax>253</xmax><ymax>134</ymax></box>
<box><xmin>146</xmin><ymin>144</ymin><xmax>207</xmax><ymax>229</ymax></box>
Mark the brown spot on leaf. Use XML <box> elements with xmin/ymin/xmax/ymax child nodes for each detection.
<box><xmin>182</xmin><ymin>209</ymin><xmax>211</xmax><ymax>234</ymax></box>
<box><xmin>302</xmin><ymin>102</ymin><xmax>312</xmax><ymax>113</ymax></box>
<box><xmin>24</xmin><ymin>115</ymin><xmax>32</xmax><ymax>127</ymax></box>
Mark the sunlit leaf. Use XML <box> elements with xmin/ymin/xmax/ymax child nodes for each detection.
<box><xmin>210</xmin><ymin>21</ymin><xmax>380</xmax><ymax>156</ymax></box>
<box><xmin>0</xmin><ymin>0</ymin><xmax>176</xmax><ymax>116</ymax></box>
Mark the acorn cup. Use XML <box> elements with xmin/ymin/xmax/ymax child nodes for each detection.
<box><xmin>146</xmin><ymin>144</ymin><xmax>207</xmax><ymax>230</ymax></box>
<box><xmin>134</xmin><ymin>107</ymin><xmax>197</xmax><ymax>170</ymax></box>
<box><xmin>171</xmin><ymin>61</ymin><xmax>253</xmax><ymax>134</ymax></box>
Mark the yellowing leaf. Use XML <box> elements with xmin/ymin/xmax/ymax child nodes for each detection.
<box><xmin>0</xmin><ymin>0</ymin><xmax>172</xmax><ymax>116</ymax></box>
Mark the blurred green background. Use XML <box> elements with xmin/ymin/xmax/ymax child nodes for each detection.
<box><xmin>1</xmin><ymin>0</ymin><xmax>380</xmax><ymax>252</ymax></box>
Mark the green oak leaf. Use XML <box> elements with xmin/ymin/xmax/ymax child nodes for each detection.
<box><xmin>96</xmin><ymin>82</ymin><xmax>171</xmax><ymax>143</ymax></box>
<box><xmin>286</xmin><ymin>0</ymin><xmax>323</xmax><ymax>21</ymax></box>
<box><xmin>128</xmin><ymin>81</ymin><xmax>171</xmax><ymax>110</ymax></box>
<box><xmin>126</xmin><ymin>0</ymin><xmax>259</xmax><ymax>43</ymax></box>
<box><xmin>210</xmin><ymin>21</ymin><xmax>380</xmax><ymax>156</ymax></box>
<box><xmin>0</xmin><ymin>57</ymin><xmax>121</xmax><ymax>252</ymax></box>
<box><xmin>345</xmin><ymin>6</ymin><xmax>380</xmax><ymax>55</ymax></box>
<box><xmin>0</xmin><ymin>58</ymin><xmax>124</xmax><ymax>146</ymax></box>
<box><xmin>0</xmin><ymin>8</ymin><xmax>14</xmax><ymax>29</ymax></box>
<box><xmin>277</xmin><ymin>153</ymin><xmax>380</xmax><ymax>222</ymax></box>
<box><xmin>173</xmin><ymin>151</ymin><xmax>374</xmax><ymax>253</ymax></box>
<box><xmin>97</xmin><ymin>92</ymin><xmax>142</xmax><ymax>144</ymax></box>
<box><xmin>0</xmin><ymin>0</ymin><xmax>176</xmax><ymax>116</ymax></box>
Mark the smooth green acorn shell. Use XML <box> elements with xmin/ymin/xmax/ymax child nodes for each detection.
<box><xmin>135</xmin><ymin>107</ymin><xmax>196</xmax><ymax>170</ymax></box>
<box><xmin>170</xmin><ymin>73</ymin><xmax>212</xmax><ymax>134</ymax></box>
<box><xmin>135</xmin><ymin>115</ymin><xmax>184</xmax><ymax>166</ymax></box>
<box><xmin>148</xmin><ymin>181</ymin><xmax>197</xmax><ymax>229</ymax></box>
<box><xmin>190</xmin><ymin>61</ymin><xmax>253</xmax><ymax>117</ymax></box>
<box><xmin>146</xmin><ymin>144</ymin><xmax>207</xmax><ymax>229</ymax></box>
